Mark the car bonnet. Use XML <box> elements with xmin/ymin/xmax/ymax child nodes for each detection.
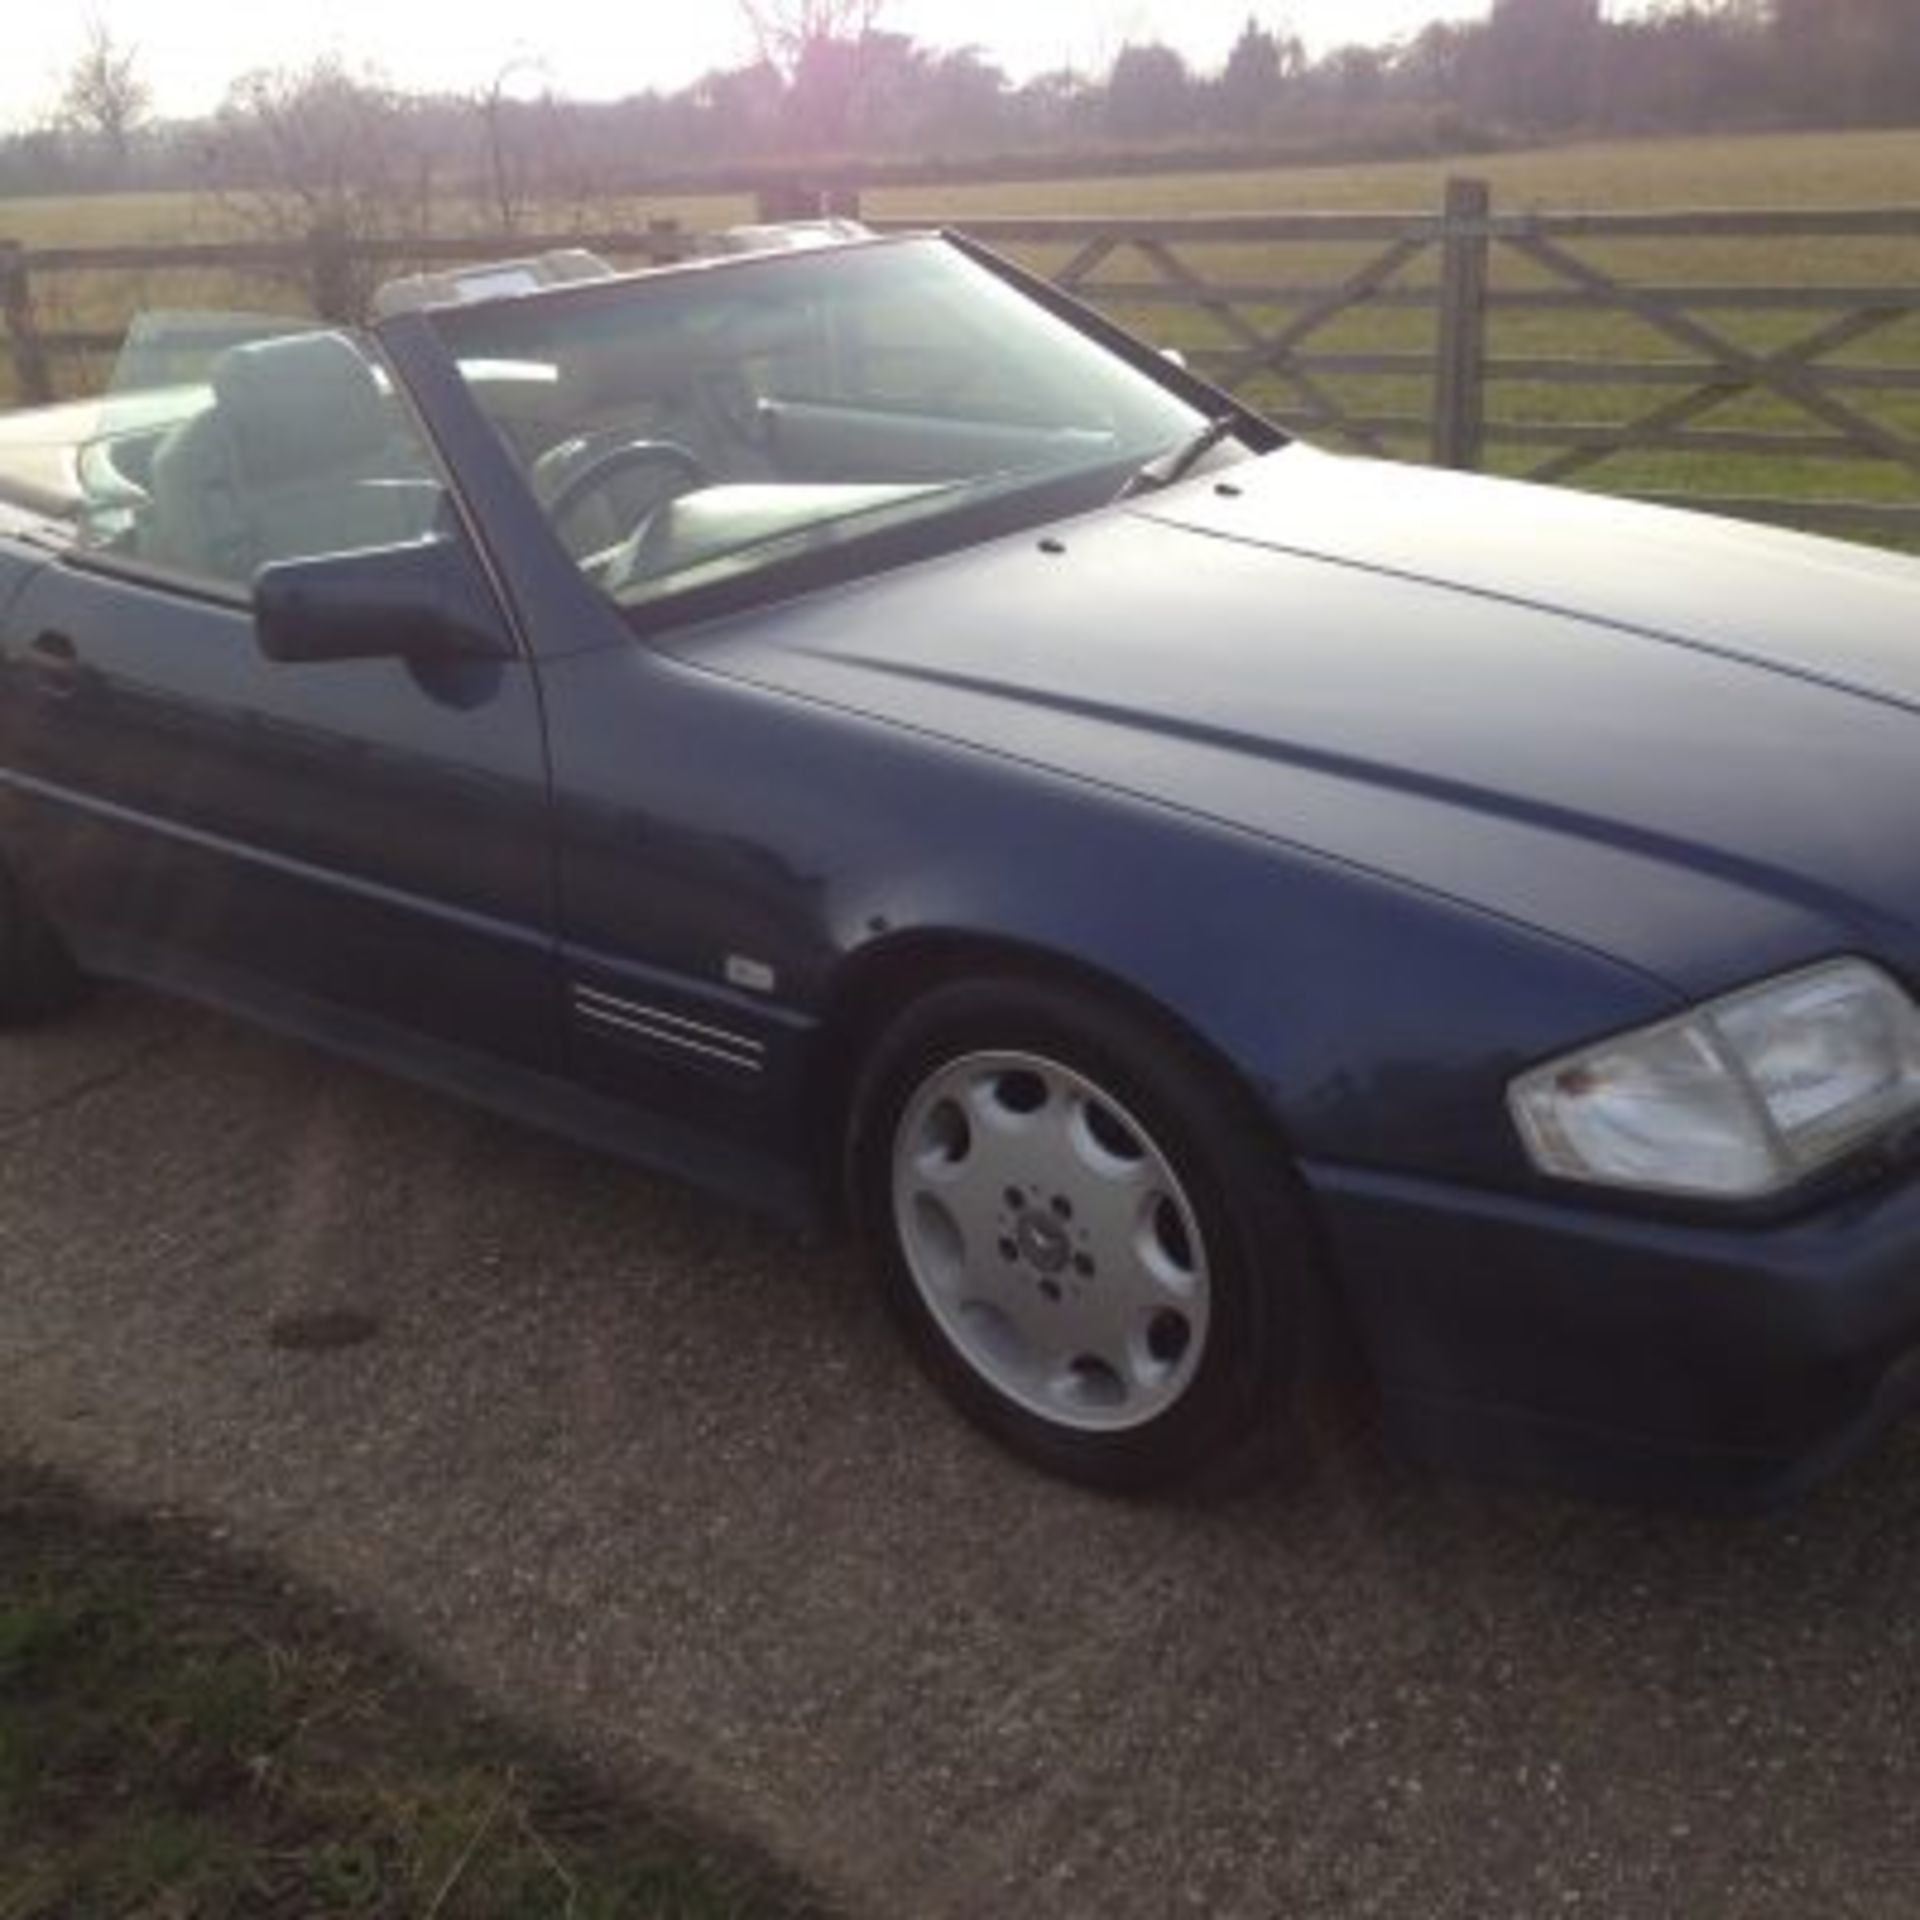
<box><xmin>675</xmin><ymin>445</ymin><xmax>1920</xmax><ymax>997</ymax></box>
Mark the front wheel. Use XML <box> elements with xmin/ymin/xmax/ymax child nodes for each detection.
<box><xmin>849</xmin><ymin>977</ymin><xmax>1317</xmax><ymax>1492</ymax></box>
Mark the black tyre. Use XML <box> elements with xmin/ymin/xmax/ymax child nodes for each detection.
<box><xmin>0</xmin><ymin>860</ymin><xmax>86</xmax><ymax>1027</ymax></box>
<box><xmin>848</xmin><ymin>975</ymin><xmax>1319</xmax><ymax>1492</ymax></box>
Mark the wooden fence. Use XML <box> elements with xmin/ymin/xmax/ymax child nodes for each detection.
<box><xmin>6</xmin><ymin>178</ymin><xmax>1920</xmax><ymax>543</ymax></box>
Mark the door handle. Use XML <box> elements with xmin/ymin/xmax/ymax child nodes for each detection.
<box><xmin>23</xmin><ymin>630</ymin><xmax>83</xmax><ymax>700</ymax></box>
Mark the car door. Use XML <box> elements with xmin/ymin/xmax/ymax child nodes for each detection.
<box><xmin>0</xmin><ymin>326</ymin><xmax>557</xmax><ymax>1073</ymax></box>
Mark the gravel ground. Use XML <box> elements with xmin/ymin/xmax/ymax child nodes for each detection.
<box><xmin>5</xmin><ymin>990</ymin><xmax>1920</xmax><ymax>1918</ymax></box>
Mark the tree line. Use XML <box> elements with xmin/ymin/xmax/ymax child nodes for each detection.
<box><xmin>4</xmin><ymin>0</ymin><xmax>1918</xmax><ymax>204</ymax></box>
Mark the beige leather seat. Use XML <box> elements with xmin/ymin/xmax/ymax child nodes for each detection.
<box><xmin>141</xmin><ymin>331</ymin><xmax>439</xmax><ymax>586</ymax></box>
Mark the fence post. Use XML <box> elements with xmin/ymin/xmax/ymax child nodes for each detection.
<box><xmin>307</xmin><ymin>223</ymin><xmax>355</xmax><ymax>323</ymax></box>
<box><xmin>1432</xmin><ymin>177</ymin><xmax>1491</xmax><ymax>471</ymax></box>
<box><xmin>0</xmin><ymin>242</ymin><xmax>54</xmax><ymax>406</ymax></box>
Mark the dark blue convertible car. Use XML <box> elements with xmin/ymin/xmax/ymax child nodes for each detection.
<box><xmin>4</xmin><ymin>228</ymin><xmax>1920</xmax><ymax>1503</ymax></box>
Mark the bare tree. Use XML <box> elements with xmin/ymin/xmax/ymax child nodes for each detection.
<box><xmin>197</xmin><ymin>60</ymin><xmax>439</xmax><ymax>319</ymax></box>
<box><xmin>738</xmin><ymin>0</ymin><xmax>887</xmax><ymax>80</ymax></box>
<box><xmin>735</xmin><ymin>0</ymin><xmax>892</xmax><ymax>148</ymax></box>
<box><xmin>478</xmin><ymin>54</ymin><xmax>555</xmax><ymax>233</ymax></box>
<box><xmin>60</xmin><ymin>12</ymin><xmax>150</xmax><ymax>175</ymax></box>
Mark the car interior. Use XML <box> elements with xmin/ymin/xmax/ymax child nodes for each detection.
<box><xmin>437</xmin><ymin>243</ymin><xmax>1155</xmax><ymax>602</ymax></box>
<box><xmin>39</xmin><ymin>241</ymin><xmax>1194</xmax><ymax>608</ymax></box>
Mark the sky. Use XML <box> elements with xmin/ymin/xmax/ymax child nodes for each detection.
<box><xmin>1</xmin><ymin>1</ymin><xmax>1496</xmax><ymax>135</ymax></box>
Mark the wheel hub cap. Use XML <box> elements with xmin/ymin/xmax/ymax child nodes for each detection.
<box><xmin>1016</xmin><ymin>1211</ymin><xmax>1072</xmax><ymax>1275</ymax></box>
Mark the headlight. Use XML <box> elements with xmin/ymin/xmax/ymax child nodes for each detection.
<box><xmin>1509</xmin><ymin>959</ymin><xmax>1920</xmax><ymax>1199</ymax></box>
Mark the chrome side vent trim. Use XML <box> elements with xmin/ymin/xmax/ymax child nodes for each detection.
<box><xmin>572</xmin><ymin>984</ymin><xmax>767</xmax><ymax>1075</ymax></box>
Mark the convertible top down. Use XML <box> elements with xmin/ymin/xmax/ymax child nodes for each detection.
<box><xmin>5</xmin><ymin>228</ymin><xmax>1920</xmax><ymax>1505</ymax></box>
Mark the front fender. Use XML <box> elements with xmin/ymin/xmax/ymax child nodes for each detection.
<box><xmin>542</xmin><ymin>638</ymin><xmax>1681</xmax><ymax>1195</ymax></box>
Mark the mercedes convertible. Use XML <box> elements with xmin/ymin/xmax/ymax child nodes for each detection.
<box><xmin>4</xmin><ymin>227</ymin><xmax>1920</xmax><ymax>1504</ymax></box>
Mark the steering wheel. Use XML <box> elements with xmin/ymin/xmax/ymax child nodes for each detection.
<box><xmin>536</xmin><ymin>436</ymin><xmax>711</xmax><ymax>547</ymax></box>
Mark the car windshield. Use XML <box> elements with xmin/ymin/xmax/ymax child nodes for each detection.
<box><xmin>426</xmin><ymin>235</ymin><xmax>1230</xmax><ymax>613</ymax></box>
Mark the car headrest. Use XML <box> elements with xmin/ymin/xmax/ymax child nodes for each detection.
<box><xmin>212</xmin><ymin>331</ymin><xmax>395</xmax><ymax>484</ymax></box>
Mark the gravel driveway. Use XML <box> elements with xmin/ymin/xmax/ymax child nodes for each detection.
<box><xmin>5</xmin><ymin>990</ymin><xmax>1920</xmax><ymax>1917</ymax></box>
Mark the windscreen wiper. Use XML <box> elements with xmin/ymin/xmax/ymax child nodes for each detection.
<box><xmin>1114</xmin><ymin>413</ymin><xmax>1245</xmax><ymax>500</ymax></box>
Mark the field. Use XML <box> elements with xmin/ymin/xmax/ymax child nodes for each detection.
<box><xmin>5</xmin><ymin>128</ymin><xmax>1920</xmax><ymax>537</ymax></box>
<box><xmin>10</xmin><ymin>127</ymin><xmax>1920</xmax><ymax>243</ymax></box>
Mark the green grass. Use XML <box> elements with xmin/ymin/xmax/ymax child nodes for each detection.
<box><xmin>4</xmin><ymin>127</ymin><xmax>1920</xmax><ymax>541</ymax></box>
<box><xmin>0</xmin><ymin>1463</ymin><xmax>821</xmax><ymax>1920</ymax></box>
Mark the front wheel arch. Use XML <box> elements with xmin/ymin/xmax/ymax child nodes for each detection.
<box><xmin>814</xmin><ymin>931</ymin><xmax>1306</xmax><ymax>1207</ymax></box>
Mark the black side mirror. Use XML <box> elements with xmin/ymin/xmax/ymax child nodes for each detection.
<box><xmin>253</xmin><ymin>535</ymin><xmax>512</xmax><ymax>664</ymax></box>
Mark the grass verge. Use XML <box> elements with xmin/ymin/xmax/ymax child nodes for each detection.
<box><xmin>0</xmin><ymin>1460</ymin><xmax>827</xmax><ymax>1919</ymax></box>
